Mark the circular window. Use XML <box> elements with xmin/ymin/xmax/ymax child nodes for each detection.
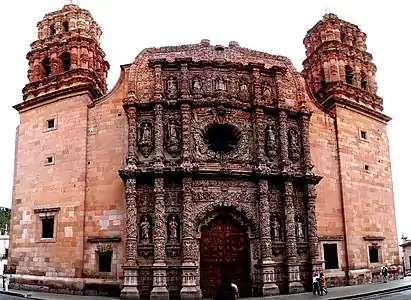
<box><xmin>203</xmin><ymin>123</ymin><xmax>240</xmax><ymax>153</ymax></box>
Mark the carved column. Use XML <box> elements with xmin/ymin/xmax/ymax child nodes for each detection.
<box><xmin>254</xmin><ymin>108</ymin><xmax>266</xmax><ymax>164</ymax></box>
<box><xmin>180</xmin><ymin>177</ymin><xmax>201</xmax><ymax>300</ymax></box>
<box><xmin>180</xmin><ymin>63</ymin><xmax>190</xmax><ymax>99</ymax></box>
<box><xmin>126</xmin><ymin>106</ymin><xmax>137</xmax><ymax>166</ymax></box>
<box><xmin>253</xmin><ymin>67</ymin><xmax>262</xmax><ymax>105</ymax></box>
<box><xmin>154</xmin><ymin>103</ymin><xmax>164</xmax><ymax>169</ymax></box>
<box><xmin>278</xmin><ymin>110</ymin><xmax>290</xmax><ymax>170</ymax></box>
<box><xmin>150</xmin><ymin>176</ymin><xmax>169</xmax><ymax>300</ymax></box>
<box><xmin>307</xmin><ymin>183</ymin><xmax>322</xmax><ymax>273</ymax></box>
<box><xmin>181</xmin><ymin>103</ymin><xmax>192</xmax><ymax>169</ymax></box>
<box><xmin>121</xmin><ymin>178</ymin><xmax>140</xmax><ymax>299</ymax></box>
<box><xmin>300</xmin><ymin>113</ymin><xmax>313</xmax><ymax>171</ymax></box>
<box><xmin>284</xmin><ymin>180</ymin><xmax>304</xmax><ymax>293</ymax></box>
<box><xmin>258</xmin><ymin>180</ymin><xmax>279</xmax><ymax>296</ymax></box>
<box><xmin>153</xmin><ymin>64</ymin><xmax>163</xmax><ymax>99</ymax></box>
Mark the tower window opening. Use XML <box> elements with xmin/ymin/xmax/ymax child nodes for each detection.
<box><xmin>50</xmin><ymin>24</ymin><xmax>56</xmax><ymax>36</ymax></box>
<box><xmin>340</xmin><ymin>32</ymin><xmax>346</xmax><ymax>43</ymax></box>
<box><xmin>345</xmin><ymin>65</ymin><xmax>354</xmax><ymax>85</ymax></box>
<box><xmin>361</xmin><ymin>72</ymin><xmax>368</xmax><ymax>90</ymax></box>
<box><xmin>63</xmin><ymin>21</ymin><xmax>69</xmax><ymax>32</ymax></box>
<box><xmin>42</xmin><ymin>58</ymin><xmax>52</xmax><ymax>77</ymax></box>
<box><xmin>320</xmin><ymin>67</ymin><xmax>326</xmax><ymax>88</ymax></box>
<box><xmin>61</xmin><ymin>52</ymin><xmax>71</xmax><ymax>72</ymax></box>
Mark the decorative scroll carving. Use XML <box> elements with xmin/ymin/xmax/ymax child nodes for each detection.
<box><xmin>288</xmin><ymin>128</ymin><xmax>301</xmax><ymax>163</ymax></box>
<box><xmin>138</xmin><ymin>121</ymin><xmax>154</xmax><ymax>158</ymax></box>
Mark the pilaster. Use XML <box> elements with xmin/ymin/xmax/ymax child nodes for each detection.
<box><xmin>180</xmin><ymin>177</ymin><xmax>201</xmax><ymax>300</ymax></box>
<box><xmin>278</xmin><ymin>110</ymin><xmax>290</xmax><ymax>171</ymax></box>
<box><xmin>284</xmin><ymin>180</ymin><xmax>304</xmax><ymax>294</ymax></box>
<box><xmin>307</xmin><ymin>183</ymin><xmax>322</xmax><ymax>273</ymax></box>
<box><xmin>154</xmin><ymin>103</ymin><xmax>164</xmax><ymax>170</ymax></box>
<box><xmin>150</xmin><ymin>176</ymin><xmax>169</xmax><ymax>300</ymax></box>
<box><xmin>300</xmin><ymin>113</ymin><xmax>313</xmax><ymax>172</ymax></box>
<box><xmin>258</xmin><ymin>180</ymin><xmax>279</xmax><ymax>296</ymax></box>
<box><xmin>126</xmin><ymin>106</ymin><xmax>138</xmax><ymax>166</ymax></box>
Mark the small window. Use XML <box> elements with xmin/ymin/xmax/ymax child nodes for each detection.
<box><xmin>324</xmin><ymin>244</ymin><xmax>339</xmax><ymax>269</ymax></box>
<box><xmin>42</xmin><ymin>58</ymin><xmax>52</xmax><ymax>77</ymax></box>
<box><xmin>61</xmin><ymin>52</ymin><xmax>71</xmax><ymax>72</ymax></box>
<box><xmin>50</xmin><ymin>24</ymin><xmax>56</xmax><ymax>36</ymax></box>
<box><xmin>369</xmin><ymin>247</ymin><xmax>379</xmax><ymax>263</ymax></box>
<box><xmin>47</xmin><ymin>119</ymin><xmax>55</xmax><ymax>129</ymax></box>
<box><xmin>360</xmin><ymin>130</ymin><xmax>367</xmax><ymax>140</ymax></box>
<box><xmin>345</xmin><ymin>65</ymin><xmax>354</xmax><ymax>85</ymax></box>
<box><xmin>63</xmin><ymin>21</ymin><xmax>69</xmax><ymax>32</ymax></box>
<box><xmin>364</xmin><ymin>164</ymin><xmax>369</xmax><ymax>171</ymax></box>
<box><xmin>46</xmin><ymin>156</ymin><xmax>54</xmax><ymax>165</ymax></box>
<box><xmin>41</xmin><ymin>217</ymin><xmax>54</xmax><ymax>239</ymax></box>
<box><xmin>98</xmin><ymin>251</ymin><xmax>112</xmax><ymax>272</ymax></box>
<box><xmin>361</xmin><ymin>72</ymin><xmax>368</xmax><ymax>90</ymax></box>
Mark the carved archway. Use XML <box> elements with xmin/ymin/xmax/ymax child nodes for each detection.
<box><xmin>199</xmin><ymin>213</ymin><xmax>252</xmax><ymax>298</ymax></box>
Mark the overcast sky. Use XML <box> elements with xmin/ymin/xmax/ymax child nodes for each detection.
<box><xmin>0</xmin><ymin>0</ymin><xmax>410</xmax><ymax>241</ymax></box>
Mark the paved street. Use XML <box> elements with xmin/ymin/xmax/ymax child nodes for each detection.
<box><xmin>361</xmin><ymin>289</ymin><xmax>411</xmax><ymax>299</ymax></box>
<box><xmin>0</xmin><ymin>295</ymin><xmax>24</xmax><ymax>300</ymax></box>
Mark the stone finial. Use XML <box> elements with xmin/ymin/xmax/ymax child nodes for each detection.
<box><xmin>200</xmin><ymin>39</ymin><xmax>210</xmax><ymax>46</ymax></box>
<box><xmin>229</xmin><ymin>41</ymin><xmax>240</xmax><ymax>48</ymax></box>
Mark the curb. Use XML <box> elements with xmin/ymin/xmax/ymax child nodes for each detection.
<box><xmin>0</xmin><ymin>290</ymin><xmax>33</xmax><ymax>298</ymax></box>
<box><xmin>326</xmin><ymin>284</ymin><xmax>411</xmax><ymax>299</ymax></box>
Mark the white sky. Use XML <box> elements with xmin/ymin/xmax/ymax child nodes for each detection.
<box><xmin>0</xmin><ymin>0</ymin><xmax>410</xmax><ymax>242</ymax></box>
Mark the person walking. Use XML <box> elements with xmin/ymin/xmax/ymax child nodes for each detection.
<box><xmin>312</xmin><ymin>272</ymin><xmax>320</xmax><ymax>295</ymax></box>
<box><xmin>319</xmin><ymin>272</ymin><xmax>328</xmax><ymax>296</ymax></box>
<box><xmin>381</xmin><ymin>265</ymin><xmax>388</xmax><ymax>283</ymax></box>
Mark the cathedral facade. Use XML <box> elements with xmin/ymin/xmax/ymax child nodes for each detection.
<box><xmin>9</xmin><ymin>4</ymin><xmax>401</xmax><ymax>299</ymax></box>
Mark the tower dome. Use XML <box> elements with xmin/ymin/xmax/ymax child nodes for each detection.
<box><xmin>22</xmin><ymin>4</ymin><xmax>109</xmax><ymax>102</ymax></box>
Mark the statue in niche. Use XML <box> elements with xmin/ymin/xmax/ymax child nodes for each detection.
<box><xmin>168</xmin><ymin>215</ymin><xmax>179</xmax><ymax>241</ymax></box>
<box><xmin>295</xmin><ymin>218</ymin><xmax>305</xmax><ymax>241</ymax></box>
<box><xmin>265</xmin><ymin>125</ymin><xmax>278</xmax><ymax>160</ymax></box>
<box><xmin>138</xmin><ymin>122</ymin><xmax>153</xmax><ymax>157</ymax></box>
<box><xmin>215</xmin><ymin>78</ymin><xmax>226</xmax><ymax>91</ymax></box>
<box><xmin>288</xmin><ymin>128</ymin><xmax>301</xmax><ymax>163</ymax></box>
<box><xmin>262</xmin><ymin>82</ymin><xmax>272</xmax><ymax>103</ymax></box>
<box><xmin>239</xmin><ymin>82</ymin><xmax>249</xmax><ymax>102</ymax></box>
<box><xmin>167</xmin><ymin>76</ymin><xmax>178</xmax><ymax>98</ymax></box>
<box><xmin>165</xmin><ymin>120</ymin><xmax>180</xmax><ymax>156</ymax></box>
<box><xmin>192</xmin><ymin>77</ymin><xmax>202</xmax><ymax>95</ymax></box>
<box><xmin>271</xmin><ymin>216</ymin><xmax>281</xmax><ymax>241</ymax></box>
<box><xmin>140</xmin><ymin>216</ymin><xmax>151</xmax><ymax>241</ymax></box>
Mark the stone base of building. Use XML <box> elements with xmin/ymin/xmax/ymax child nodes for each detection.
<box><xmin>288</xmin><ymin>281</ymin><xmax>305</xmax><ymax>294</ymax></box>
<box><xmin>9</xmin><ymin>274</ymin><xmax>121</xmax><ymax>297</ymax></box>
<box><xmin>120</xmin><ymin>286</ymin><xmax>140</xmax><ymax>299</ymax></box>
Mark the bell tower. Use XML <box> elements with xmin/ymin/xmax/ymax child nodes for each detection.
<box><xmin>22</xmin><ymin>3</ymin><xmax>109</xmax><ymax>102</ymax></box>
<box><xmin>302</xmin><ymin>13</ymin><xmax>384</xmax><ymax>116</ymax></box>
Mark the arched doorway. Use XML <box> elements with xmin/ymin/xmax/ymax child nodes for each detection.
<box><xmin>200</xmin><ymin>213</ymin><xmax>252</xmax><ymax>298</ymax></box>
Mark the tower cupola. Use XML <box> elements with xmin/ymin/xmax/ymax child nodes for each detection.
<box><xmin>302</xmin><ymin>13</ymin><xmax>383</xmax><ymax>115</ymax></box>
<box><xmin>22</xmin><ymin>4</ymin><xmax>109</xmax><ymax>102</ymax></box>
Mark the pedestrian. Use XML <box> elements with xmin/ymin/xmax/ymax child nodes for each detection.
<box><xmin>214</xmin><ymin>277</ymin><xmax>237</xmax><ymax>300</ymax></box>
<box><xmin>319</xmin><ymin>272</ymin><xmax>328</xmax><ymax>296</ymax></box>
<box><xmin>381</xmin><ymin>265</ymin><xmax>388</xmax><ymax>283</ymax></box>
<box><xmin>3</xmin><ymin>274</ymin><xmax>9</xmax><ymax>292</ymax></box>
<box><xmin>312</xmin><ymin>272</ymin><xmax>320</xmax><ymax>295</ymax></box>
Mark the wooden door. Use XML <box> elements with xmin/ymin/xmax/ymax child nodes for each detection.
<box><xmin>200</xmin><ymin>213</ymin><xmax>252</xmax><ymax>298</ymax></box>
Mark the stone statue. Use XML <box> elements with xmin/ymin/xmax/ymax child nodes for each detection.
<box><xmin>267</xmin><ymin>125</ymin><xmax>276</xmax><ymax>143</ymax></box>
<box><xmin>296</xmin><ymin>219</ymin><xmax>304</xmax><ymax>241</ymax></box>
<box><xmin>168</xmin><ymin>215</ymin><xmax>179</xmax><ymax>240</ymax></box>
<box><xmin>140</xmin><ymin>123</ymin><xmax>152</xmax><ymax>146</ymax></box>
<box><xmin>216</xmin><ymin>78</ymin><xmax>226</xmax><ymax>91</ymax></box>
<box><xmin>192</xmin><ymin>77</ymin><xmax>202</xmax><ymax>94</ymax></box>
<box><xmin>166</xmin><ymin>120</ymin><xmax>180</xmax><ymax>156</ymax></box>
<box><xmin>288</xmin><ymin>129</ymin><xmax>301</xmax><ymax>162</ymax></box>
<box><xmin>262</xmin><ymin>83</ymin><xmax>272</xmax><ymax>102</ymax></box>
<box><xmin>265</xmin><ymin>125</ymin><xmax>278</xmax><ymax>160</ymax></box>
<box><xmin>239</xmin><ymin>82</ymin><xmax>249</xmax><ymax>101</ymax></box>
<box><xmin>140</xmin><ymin>216</ymin><xmax>151</xmax><ymax>241</ymax></box>
<box><xmin>167</xmin><ymin>76</ymin><xmax>178</xmax><ymax>97</ymax></box>
<box><xmin>168</xmin><ymin>120</ymin><xmax>178</xmax><ymax>141</ymax></box>
<box><xmin>272</xmin><ymin>217</ymin><xmax>281</xmax><ymax>240</ymax></box>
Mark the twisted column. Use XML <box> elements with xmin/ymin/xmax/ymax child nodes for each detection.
<box><xmin>278</xmin><ymin>110</ymin><xmax>289</xmax><ymax>170</ymax></box>
<box><xmin>284</xmin><ymin>180</ymin><xmax>304</xmax><ymax>293</ymax></box>
<box><xmin>150</xmin><ymin>176</ymin><xmax>169</xmax><ymax>300</ymax></box>
<box><xmin>126</xmin><ymin>106</ymin><xmax>137</xmax><ymax>166</ymax></box>
<box><xmin>258</xmin><ymin>180</ymin><xmax>279</xmax><ymax>296</ymax></box>
<box><xmin>300</xmin><ymin>114</ymin><xmax>313</xmax><ymax>171</ymax></box>
<box><xmin>154</xmin><ymin>103</ymin><xmax>164</xmax><ymax>167</ymax></box>
<box><xmin>307</xmin><ymin>183</ymin><xmax>322</xmax><ymax>273</ymax></box>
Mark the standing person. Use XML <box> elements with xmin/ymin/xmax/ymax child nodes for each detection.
<box><xmin>319</xmin><ymin>272</ymin><xmax>328</xmax><ymax>296</ymax></box>
<box><xmin>312</xmin><ymin>273</ymin><xmax>320</xmax><ymax>295</ymax></box>
<box><xmin>381</xmin><ymin>265</ymin><xmax>388</xmax><ymax>283</ymax></box>
<box><xmin>214</xmin><ymin>278</ymin><xmax>237</xmax><ymax>300</ymax></box>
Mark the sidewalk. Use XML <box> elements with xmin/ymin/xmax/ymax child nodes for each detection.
<box><xmin>2</xmin><ymin>277</ymin><xmax>411</xmax><ymax>299</ymax></box>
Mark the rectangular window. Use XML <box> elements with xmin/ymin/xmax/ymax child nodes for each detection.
<box><xmin>360</xmin><ymin>130</ymin><xmax>367</xmax><ymax>140</ymax></box>
<box><xmin>47</xmin><ymin>118</ymin><xmax>55</xmax><ymax>129</ymax></box>
<box><xmin>324</xmin><ymin>243</ymin><xmax>339</xmax><ymax>269</ymax></box>
<box><xmin>41</xmin><ymin>217</ymin><xmax>54</xmax><ymax>239</ymax></box>
<box><xmin>98</xmin><ymin>252</ymin><xmax>112</xmax><ymax>272</ymax></box>
<box><xmin>369</xmin><ymin>247</ymin><xmax>379</xmax><ymax>263</ymax></box>
<box><xmin>45</xmin><ymin>155</ymin><xmax>55</xmax><ymax>165</ymax></box>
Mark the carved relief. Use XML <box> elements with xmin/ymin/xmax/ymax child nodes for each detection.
<box><xmin>138</xmin><ymin>121</ymin><xmax>154</xmax><ymax>158</ymax></box>
<box><xmin>191</xmin><ymin>77</ymin><xmax>203</xmax><ymax>97</ymax></box>
<box><xmin>261</xmin><ymin>82</ymin><xmax>272</xmax><ymax>103</ymax></box>
<box><xmin>165</xmin><ymin>120</ymin><xmax>181</xmax><ymax>157</ymax></box>
<box><xmin>288</xmin><ymin>128</ymin><xmax>301</xmax><ymax>163</ymax></box>
<box><xmin>214</xmin><ymin>77</ymin><xmax>226</xmax><ymax>91</ymax></box>
<box><xmin>265</xmin><ymin>125</ymin><xmax>278</xmax><ymax>160</ymax></box>
<box><xmin>238</xmin><ymin>81</ymin><xmax>250</xmax><ymax>102</ymax></box>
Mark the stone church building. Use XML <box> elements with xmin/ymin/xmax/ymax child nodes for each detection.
<box><xmin>9</xmin><ymin>3</ymin><xmax>401</xmax><ymax>299</ymax></box>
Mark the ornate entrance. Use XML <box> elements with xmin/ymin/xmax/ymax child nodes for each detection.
<box><xmin>200</xmin><ymin>213</ymin><xmax>252</xmax><ymax>298</ymax></box>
